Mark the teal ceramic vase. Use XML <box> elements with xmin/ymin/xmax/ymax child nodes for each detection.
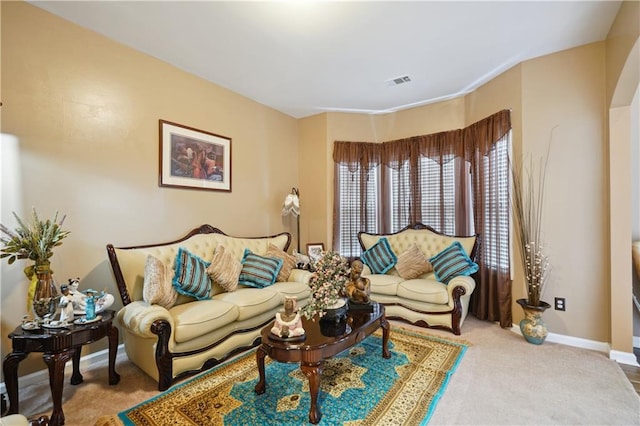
<box><xmin>517</xmin><ymin>298</ymin><xmax>551</xmax><ymax>345</ymax></box>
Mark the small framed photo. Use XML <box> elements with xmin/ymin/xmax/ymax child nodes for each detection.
<box><xmin>159</xmin><ymin>120</ymin><xmax>232</xmax><ymax>192</ymax></box>
<box><xmin>306</xmin><ymin>243</ymin><xmax>325</xmax><ymax>263</ymax></box>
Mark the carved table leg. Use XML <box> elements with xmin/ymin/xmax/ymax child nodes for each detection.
<box><xmin>254</xmin><ymin>345</ymin><xmax>267</xmax><ymax>394</ymax></box>
<box><xmin>70</xmin><ymin>347</ymin><xmax>83</xmax><ymax>385</ymax></box>
<box><xmin>301</xmin><ymin>361</ymin><xmax>323</xmax><ymax>424</ymax></box>
<box><xmin>43</xmin><ymin>349</ymin><xmax>75</xmax><ymax>426</ymax></box>
<box><xmin>3</xmin><ymin>352</ymin><xmax>27</xmax><ymax>414</ymax></box>
<box><xmin>380</xmin><ymin>315</ymin><xmax>391</xmax><ymax>359</ymax></box>
<box><xmin>108</xmin><ymin>325</ymin><xmax>120</xmax><ymax>385</ymax></box>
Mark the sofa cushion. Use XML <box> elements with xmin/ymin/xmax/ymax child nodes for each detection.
<box><xmin>366</xmin><ymin>274</ymin><xmax>404</xmax><ymax>296</ymax></box>
<box><xmin>172</xmin><ymin>248</ymin><xmax>212</xmax><ymax>300</ymax></box>
<box><xmin>143</xmin><ymin>255</ymin><xmax>178</xmax><ymax>309</ymax></box>
<box><xmin>397</xmin><ymin>279</ymin><xmax>450</xmax><ymax>305</ymax></box>
<box><xmin>266</xmin><ymin>243</ymin><xmax>296</xmax><ymax>282</ymax></box>
<box><xmin>213</xmin><ymin>287</ymin><xmax>282</xmax><ymax>321</ymax></box>
<box><xmin>238</xmin><ymin>249</ymin><xmax>283</xmax><ymax>288</ymax></box>
<box><xmin>429</xmin><ymin>241</ymin><xmax>479</xmax><ymax>284</ymax></box>
<box><xmin>361</xmin><ymin>237</ymin><xmax>397</xmax><ymax>274</ymax></box>
<box><xmin>206</xmin><ymin>244</ymin><xmax>242</xmax><ymax>292</ymax></box>
<box><xmin>170</xmin><ymin>299</ymin><xmax>238</xmax><ymax>343</ymax></box>
<box><xmin>395</xmin><ymin>244</ymin><xmax>433</xmax><ymax>280</ymax></box>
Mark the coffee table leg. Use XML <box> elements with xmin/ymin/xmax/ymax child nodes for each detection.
<box><xmin>380</xmin><ymin>315</ymin><xmax>391</xmax><ymax>359</ymax></box>
<box><xmin>254</xmin><ymin>345</ymin><xmax>267</xmax><ymax>394</ymax></box>
<box><xmin>301</xmin><ymin>361</ymin><xmax>323</xmax><ymax>424</ymax></box>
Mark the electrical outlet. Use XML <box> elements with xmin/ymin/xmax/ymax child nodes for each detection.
<box><xmin>554</xmin><ymin>297</ymin><xmax>566</xmax><ymax>311</ymax></box>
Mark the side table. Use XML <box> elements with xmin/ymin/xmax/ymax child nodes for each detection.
<box><xmin>3</xmin><ymin>310</ymin><xmax>120</xmax><ymax>426</ymax></box>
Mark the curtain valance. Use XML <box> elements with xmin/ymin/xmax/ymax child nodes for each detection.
<box><xmin>333</xmin><ymin>109</ymin><xmax>511</xmax><ymax>168</ymax></box>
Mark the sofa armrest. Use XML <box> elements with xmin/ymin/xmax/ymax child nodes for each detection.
<box><xmin>361</xmin><ymin>264</ymin><xmax>372</xmax><ymax>275</ymax></box>
<box><xmin>288</xmin><ymin>268</ymin><xmax>313</xmax><ymax>284</ymax></box>
<box><xmin>446</xmin><ymin>275</ymin><xmax>476</xmax><ymax>304</ymax></box>
<box><xmin>116</xmin><ymin>301</ymin><xmax>175</xmax><ymax>338</ymax></box>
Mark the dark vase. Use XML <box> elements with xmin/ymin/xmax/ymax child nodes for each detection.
<box><xmin>319</xmin><ymin>317</ymin><xmax>350</xmax><ymax>337</ymax></box>
<box><xmin>321</xmin><ymin>298</ymin><xmax>348</xmax><ymax>323</ymax></box>
<box><xmin>32</xmin><ymin>262</ymin><xmax>59</xmax><ymax>320</ymax></box>
<box><xmin>517</xmin><ymin>298</ymin><xmax>551</xmax><ymax>345</ymax></box>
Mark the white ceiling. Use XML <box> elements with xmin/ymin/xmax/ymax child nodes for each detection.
<box><xmin>30</xmin><ymin>1</ymin><xmax>622</xmax><ymax>118</ymax></box>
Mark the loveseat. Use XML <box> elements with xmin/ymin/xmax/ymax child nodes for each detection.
<box><xmin>358</xmin><ymin>223</ymin><xmax>478</xmax><ymax>335</ymax></box>
<box><xmin>106</xmin><ymin>225</ymin><xmax>312</xmax><ymax>390</ymax></box>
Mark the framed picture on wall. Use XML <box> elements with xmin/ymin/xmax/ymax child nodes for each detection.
<box><xmin>159</xmin><ymin>120</ymin><xmax>232</xmax><ymax>192</ymax></box>
<box><xmin>306</xmin><ymin>243</ymin><xmax>325</xmax><ymax>263</ymax></box>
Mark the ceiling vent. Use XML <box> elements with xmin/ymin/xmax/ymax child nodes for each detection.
<box><xmin>386</xmin><ymin>75</ymin><xmax>411</xmax><ymax>86</ymax></box>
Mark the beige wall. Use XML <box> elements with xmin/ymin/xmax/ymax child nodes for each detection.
<box><xmin>2</xmin><ymin>0</ymin><xmax>639</xmax><ymax>381</ymax></box>
<box><xmin>0</xmin><ymin>2</ymin><xmax>299</xmax><ymax>376</ymax></box>
<box><xmin>303</xmin><ymin>42</ymin><xmax>613</xmax><ymax>344</ymax></box>
<box><xmin>520</xmin><ymin>43</ymin><xmax>609</xmax><ymax>341</ymax></box>
<box><xmin>606</xmin><ymin>0</ymin><xmax>640</xmax><ymax>353</ymax></box>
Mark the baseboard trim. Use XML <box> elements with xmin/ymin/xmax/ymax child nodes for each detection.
<box><xmin>610</xmin><ymin>349</ymin><xmax>640</xmax><ymax>366</ymax></box>
<box><xmin>0</xmin><ymin>344</ymin><xmax>126</xmax><ymax>395</ymax></box>
<box><xmin>511</xmin><ymin>325</ymin><xmax>639</xmax><ymax>366</ymax></box>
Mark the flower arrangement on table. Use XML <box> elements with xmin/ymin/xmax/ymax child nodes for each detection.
<box><xmin>299</xmin><ymin>250</ymin><xmax>350</xmax><ymax>320</ymax></box>
<box><xmin>0</xmin><ymin>209</ymin><xmax>70</xmax><ymax>309</ymax></box>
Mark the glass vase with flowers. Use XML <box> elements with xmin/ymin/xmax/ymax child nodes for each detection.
<box><xmin>1</xmin><ymin>209</ymin><xmax>70</xmax><ymax>319</ymax></box>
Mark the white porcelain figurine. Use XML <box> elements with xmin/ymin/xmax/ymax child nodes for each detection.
<box><xmin>68</xmin><ymin>278</ymin><xmax>115</xmax><ymax>315</ymax></box>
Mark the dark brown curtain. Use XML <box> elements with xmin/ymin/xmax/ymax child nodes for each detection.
<box><xmin>332</xmin><ymin>109</ymin><xmax>512</xmax><ymax>328</ymax></box>
<box><xmin>464</xmin><ymin>111</ymin><xmax>512</xmax><ymax>327</ymax></box>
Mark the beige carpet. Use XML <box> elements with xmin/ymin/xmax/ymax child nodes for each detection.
<box><xmin>12</xmin><ymin>316</ymin><xmax>640</xmax><ymax>425</ymax></box>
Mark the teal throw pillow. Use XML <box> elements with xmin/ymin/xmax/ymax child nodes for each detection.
<box><xmin>361</xmin><ymin>237</ymin><xmax>397</xmax><ymax>274</ymax></box>
<box><xmin>238</xmin><ymin>249</ymin><xmax>283</xmax><ymax>288</ymax></box>
<box><xmin>429</xmin><ymin>241</ymin><xmax>479</xmax><ymax>284</ymax></box>
<box><xmin>172</xmin><ymin>247</ymin><xmax>212</xmax><ymax>300</ymax></box>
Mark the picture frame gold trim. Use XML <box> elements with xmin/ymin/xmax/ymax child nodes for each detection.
<box><xmin>159</xmin><ymin>120</ymin><xmax>232</xmax><ymax>192</ymax></box>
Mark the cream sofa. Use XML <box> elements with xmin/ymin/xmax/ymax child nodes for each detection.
<box><xmin>358</xmin><ymin>223</ymin><xmax>478</xmax><ymax>335</ymax></box>
<box><xmin>106</xmin><ymin>225</ymin><xmax>311</xmax><ymax>390</ymax></box>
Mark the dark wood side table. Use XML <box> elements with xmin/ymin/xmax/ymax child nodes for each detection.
<box><xmin>255</xmin><ymin>302</ymin><xmax>390</xmax><ymax>424</ymax></box>
<box><xmin>3</xmin><ymin>310</ymin><xmax>120</xmax><ymax>426</ymax></box>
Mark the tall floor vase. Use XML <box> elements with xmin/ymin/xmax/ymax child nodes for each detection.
<box><xmin>516</xmin><ymin>298</ymin><xmax>551</xmax><ymax>345</ymax></box>
<box><xmin>32</xmin><ymin>262</ymin><xmax>59</xmax><ymax>320</ymax></box>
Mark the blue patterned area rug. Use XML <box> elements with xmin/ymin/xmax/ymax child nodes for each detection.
<box><xmin>98</xmin><ymin>327</ymin><xmax>467</xmax><ymax>425</ymax></box>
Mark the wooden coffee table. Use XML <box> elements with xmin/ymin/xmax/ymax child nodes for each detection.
<box><xmin>255</xmin><ymin>302</ymin><xmax>390</xmax><ymax>424</ymax></box>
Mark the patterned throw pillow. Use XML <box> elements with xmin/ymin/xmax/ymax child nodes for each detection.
<box><xmin>238</xmin><ymin>249</ymin><xmax>283</xmax><ymax>288</ymax></box>
<box><xmin>429</xmin><ymin>241</ymin><xmax>479</xmax><ymax>284</ymax></box>
<box><xmin>143</xmin><ymin>255</ymin><xmax>178</xmax><ymax>309</ymax></box>
<box><xmin>206</xmin><ymin>244</ymin><xmax>242</xmax><ymax>292</ymax></box>
<box><xmin>265</xmin><ymin>243</ymin><xmax>296</xmax><ymax>282</ymax></box>
<box><xmin>172</xmin><ymin>247</ymin><xmax>212</xmax><ymax>300</ymax></box>
<box><xmin>395</xmin><ymin>244</ymin><xmax>433</xmax><ymax>280</ymax></box>
<box><xmin>361</xmin><ymin>237</ymin><xmax>397</xmax><ymax>274</ymax></box>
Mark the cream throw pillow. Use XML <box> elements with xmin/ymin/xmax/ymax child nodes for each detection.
<box><xmin>143</xmin><ymin>255</ymin><xmax>178</xmax><ymax>309</ymax></box>
<box><xmin>395</xmin><ymin>244</ymin><xmax>433</xmax><ymax>280</ymax></box>
<box><xmin>265</xmin><ymin>243</ymin><xmax>296</xmax><ymax>282</ymax></box>
<box><xmin>206</xmin><ymin>244</ymin><xmax>242</xmax><ymax>292</ymax></box>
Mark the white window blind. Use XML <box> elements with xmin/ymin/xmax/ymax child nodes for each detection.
<box><xmin>336</xmin><ymin>164</ymin><xmax>378</xmax><ymax>258</ymax></box>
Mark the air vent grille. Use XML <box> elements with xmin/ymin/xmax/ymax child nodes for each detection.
<box><xmin>386</xmin><ymin>75</ymin><xmax>411</xmax><ymax>86</ymax></box>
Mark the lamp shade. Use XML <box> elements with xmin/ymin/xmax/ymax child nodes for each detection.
<box><xmin>282</xmin><ymin>189</ymin><xmax>300</xmax><ymax>217</ymax></box>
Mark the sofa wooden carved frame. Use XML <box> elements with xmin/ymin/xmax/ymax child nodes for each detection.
<box><xmin>357</xmin><ymin>222</ymin><xmax>479</xmax><ymax>335</ymax></box>
<box><xmin>106</xmin><ymin>225</ymin><xmax>292</xmax><ymax>391</ymax></box>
